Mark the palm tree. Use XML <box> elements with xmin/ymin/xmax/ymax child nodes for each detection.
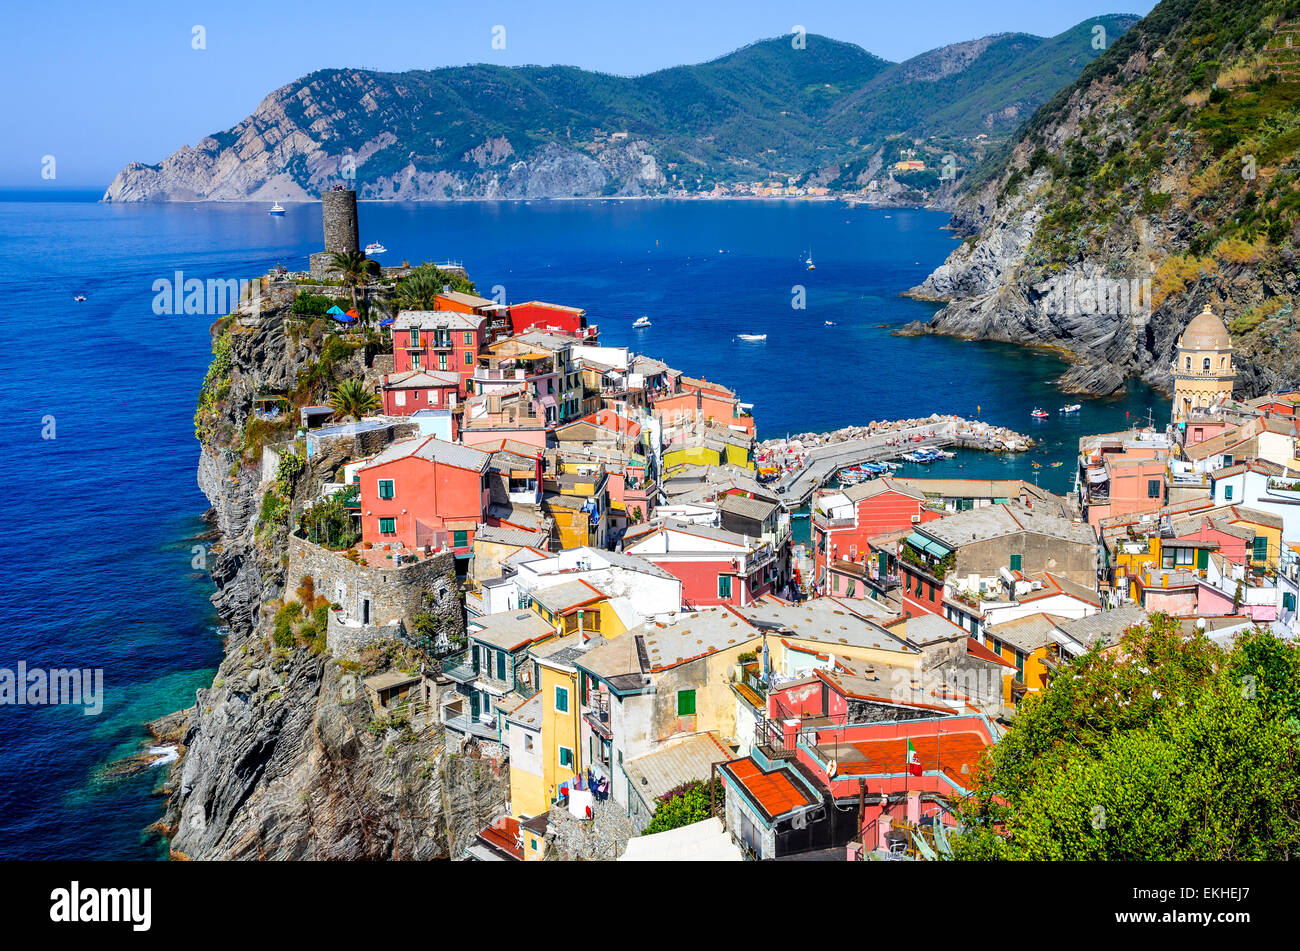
<box><xmin>329</xmin><ymin>378</ymin><xmax>380</xmax><ymax>420</ymax></box>
<box><xmin>331</xmin><ymin>250</ymin><xmax>371</xmax><ymax>318</ymax></box>
<box><xmin>394</xmin><ymin>264</ymin><xmax>446</xmax><ymax>311</ymax></box>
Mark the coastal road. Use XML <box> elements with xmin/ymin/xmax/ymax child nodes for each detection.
<box><xmin>773</xmin><ymin>421</ymin><xmax>956</xmax><ymax>507</ymax></box>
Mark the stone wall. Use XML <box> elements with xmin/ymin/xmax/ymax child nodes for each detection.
<box><xmin>287</xmin><ymin>535</ymin><xmax>462</xmax><ymax>659</ymax></box>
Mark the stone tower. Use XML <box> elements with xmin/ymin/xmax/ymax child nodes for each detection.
<box><xmin>309</xmin><ymin>189</ymin><xmax>360</xmax><ymax>276</ymax></box>
<box><xmin>1171</xmin><ymin>304</ymin><xmax>1235</xmax><ymax>424</ymax></box>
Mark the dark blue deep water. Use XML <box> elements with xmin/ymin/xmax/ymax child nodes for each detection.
<box><xmin>0</xmin><ymin>193</ymin><xmax>1168</xmax><ymax>859</ymax></box>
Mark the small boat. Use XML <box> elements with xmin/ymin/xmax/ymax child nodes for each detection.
<box><xmin>824</xmin><ymin>320</ymin><xmax>837</xmax><ymax>326</ymax></box>
<box><xmin>365</xmin><ymin>242</ymin><xmax>387</xmax><ymax>255</ymax></box>
<box><xmin>790</xmin><ymin>512</ymin><xmax>810</xmax><ymax>519</ymax></box>
<box><xmin>1031</xmin><ymin>462</ymin><xmax>1043</xmax><ymax>469</ymax></box>
<box><xmin>268</xmin><ymin>203</ymin><xmax>285</xmax><ymax>216</ymax></box>
<box><xmin>1059</xmin><ymin>403</ymin><xmax>1081</xmax><ymax>414</ymax></box>
<box><xmin>737</xmin><ymin>333</ymin><xmax>767</xmax><ymax>341</ymax></box>
<box><xmin>1031</xmin><ymin>408</ymin><xmax>1049</xmax><ymax>419</ymax></box>
<box><xmin>633</xmin><ymin>316</ymin><xmax>652</xmax><ymax>328</ymax></box>
<box><xmin>805</xmin><ymin>248</ymin><xmax>816</xmax><ymax>271</ymax></box>
<box><xmin>73</xmin><ymin>294</ymin><xmax>86</xmax><ymax>302</ymax></box>
<box><xmin>1051</xmin><ymin>461</ymin><xmax>1064</xmax><ymax>468</ymax></box>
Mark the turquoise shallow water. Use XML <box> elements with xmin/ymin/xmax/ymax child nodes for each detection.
<box><xmin>0</xmin><ymin>193</ymin><xmax>1167</xmax><ymax>858</ymax></box>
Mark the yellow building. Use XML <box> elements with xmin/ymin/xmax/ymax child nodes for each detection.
<box><xmin>532</xmin><ymin>635</ymin><xmax>586</xmax><ymax>806</ymax></box>
<box><xmin>1172</xmin><ymin>305</ymin><xmax>1235</xmax><ymax>423</ymax></box>
<box><xmin>1227</xmin><ymin>508</ymin><xmax>1284</xmax><ymax>569</ymax></box>
<box><xmin>983</xmin><ymin>613</ymin><xmax>1069</xmax><ymax>707</ymax></box>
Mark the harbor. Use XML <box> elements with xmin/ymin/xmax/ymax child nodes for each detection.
<box><xmin>760</xmin><ymin>414</ymin><xmax>1034</xmax><ymax>507</ymax></box>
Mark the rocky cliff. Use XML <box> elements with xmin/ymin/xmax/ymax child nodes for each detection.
<box><xmin>161</xmin><ymin>289</ymin><xmax>507</xmax><ymax>860</ymax></box>
<box><xmin>905</xmin><ymin>0</ymin><xmax>1300</xmax><ymax>398</ymax></box>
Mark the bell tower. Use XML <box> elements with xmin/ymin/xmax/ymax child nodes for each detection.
<box><xmin>1171</xmin><ymin>305</ymin><xmax>1235</xmax><ymax>424</ymax></box>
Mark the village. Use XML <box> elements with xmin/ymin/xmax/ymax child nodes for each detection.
<box><xmin>247</xmin><ymin>192</ymin><xmax>1300</xmax><ymax>862</ymax></box>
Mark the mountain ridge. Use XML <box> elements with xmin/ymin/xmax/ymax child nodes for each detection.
<box><xmin>104</xmin><ymin>18</ymin><xmax>1137</xmax><ymax>202</ymax></box>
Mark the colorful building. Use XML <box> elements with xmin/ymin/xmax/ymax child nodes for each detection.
<box><xmin>392</xmin><ymin>310</ymin><xmax>487</xmax><ymax>395</ymax></box>
<box><xmin>379</xmin><ymin>369</ymin><xmax>461</xmax><ymax>418</ymax></box>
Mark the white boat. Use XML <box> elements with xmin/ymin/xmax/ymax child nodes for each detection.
<box><xmin>805</xmin><ymin>247</ymin><xmax>815</xmax><ymax>271</ymax></box>
<box><xmin>1059</xmin><ymin>403</ymin><xmax>1082</xmax><ymax>414</ymax></box>
<box><xmin>73</xmin><ymin>294</ymin><xmax>86</xmax><ymax>302</ymax></box>
<box><xmin>824</xmin><ymin>320</ymin><xmax>836</xmax><ymax>326</ymax></box>
<box><xmin>737</xmin><ymin>333</ymin><xmax>767</xmax><ymax>341</ymax></box>
<box><xmin>365</xmin><ymin>242</ymin><xmax>387</xmax><ymax>255</ymax></box>
<box><xmin>268</xmin><ymin>203</ymin><xmax>285</xmax><ymax>216</ymax></box>
<box><xmin>633</xmin><ymin>316</ymin><xmax>652</xmax><ymax>328</ymax></box>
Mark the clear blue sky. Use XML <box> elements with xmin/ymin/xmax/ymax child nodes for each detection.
<box><xmin>7</xmin><ymin>0</ymin><xmax>1155</xmax><ymax>188</ymax></box>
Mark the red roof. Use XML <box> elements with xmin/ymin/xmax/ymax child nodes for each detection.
<box><xmin>835</xmin><ymin>731</ymin><xmax>991</xmax><ymax>786</ymax></box>
<box><xmin>476</xmin><ymin>815</ymin><xmax>523</xmax><ymax>860</ymax></box>
<box><xmin>722</xmin><ymin>758</ymin><xmax>818</xmax><ymax>820</ymax></box>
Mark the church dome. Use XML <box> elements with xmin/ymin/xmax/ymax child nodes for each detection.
<box><xmin>1179</xmin><ymin>305</ymin><xmax>1232</xmax><ymax>351</ymax></box>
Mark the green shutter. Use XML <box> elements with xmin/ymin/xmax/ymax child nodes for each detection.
<box><xmin>496</xmin><ymin>650</ymin><xmax>505</xmax><ymax>681</ymax></box>
<box><xmin>878</xmin><ymin>551</ymin><xmax>888</xmax><ymax>574</ymax></box>
<box><xmin>677</xmin><ymin>689</ymin><xmax>696</xmax><ymax>716</ymax></box>
<box><xmin>555</xmin><ymin>686</ymin><xmax>568</xmax><ymax>713</ymax></box>
<box><xmin>1253</xmin><ymin>537</ymin><xmax>1268</xmax><ymax>561</ymax></box>
<box><xmin>454</xmin><ymin>530</ymin><xmax>468</xmax><ymax>548</ymax></box>
<box><xmin>1009</xmin><ymin>554</ymin><xmax>1022</xmax><ymax>572</ymax></box>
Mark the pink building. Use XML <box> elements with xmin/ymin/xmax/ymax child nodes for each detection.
<box><xmin>392</xmin><ymin>310</ymin><xmax>487</xmax><ymax>395</ymax></box>
<box><xmin>358</xmin><ymin>437</ymin><xmax>491</xmax><ymax>558</ymax></box>
<box><xmin>621</xmin><ymin>518</ymin><xmax>783</xmax><ymax>607</ymax></box>
<box><xmin>380</xmin><ymin>369</ymin><xmax>461</xmax><ymax>417</ymax></box>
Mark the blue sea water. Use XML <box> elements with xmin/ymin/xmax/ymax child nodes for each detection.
<box><xmin>0</xmin><ymin>192</ymin><xmax>1168</xmax><ymax>859</ymax></box>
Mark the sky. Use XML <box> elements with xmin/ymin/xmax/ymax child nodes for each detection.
<box><xmin>7</xmin><ymin>0</ymin><xmax>1158</xmax><ymax>188</ymax></box>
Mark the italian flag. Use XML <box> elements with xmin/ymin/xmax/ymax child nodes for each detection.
<box><xmin>906</xmin><ymin>739</ymin><xmax>923</xmax><ymax>777</ymax></box>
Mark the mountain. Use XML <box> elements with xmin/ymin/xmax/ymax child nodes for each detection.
<box><xmin>907</xmin><ymin>0</ymin><xmax>1300</xmax><ymax>398</ymax></box>
<box><xmin>103</xmin><ymin>18</ymin><xmax>1137</xmax><ymax>202</ymax></box>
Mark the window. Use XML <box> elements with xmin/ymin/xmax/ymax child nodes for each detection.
<box><xmin>378</xmin><ymin>479</ymin><xmax>395</xmax><ymax>500</ymax></box>
<box><xmin>1147</xmin><ymin>480</ymin><xmax>1161</xmax><ymax>499</ymax></box>
<box><xmin>1253</xmin><ymin>537</ymin><xmax>1269</xmax><ymax>562</ymax></box>
<box><xmin>378</xmin><ymin>517</ymin><xmax>396</xmax><ymax>534</ymax></box>
<box><xmin>463</xmin><ymin>331</ymin><xmax>472</xmax><ymax>345</ymax></box>
<box><xmin>464</xmin><ymin>351</ymin><xmax>472</xmax><ymax>366</ymax></box>
<box><xmin>1224</xmin><ymin>485</ymin><xmax>1233</xmax><ymax>500</ymax></box>
<box><xmin>846</xmin><ymin>581</ymin><xmax>856</xmax><ymax>598</ymax></box>
<box><xmin>496</xmin><ymin>650</ymin><xmax>506</xmax><ymax>681</ymax></box>
<box><xmin>394</xmin><ymin>391</ymin><xmax>406</xmax><ymax>407</ymax></box>
<box><xmin>717</xmin><ymin>575</ymin><xmax>732</xmax><ymax>598</ymax></box>
<box><xmin>531</xmin><ymin>839</ymin><xmax>538</xmax><ymax>851</ymax></box>
<box><xmin>1009</xmin><ymin>554</ymin><xmax>1022</xmax><ymax>572</ymax></box>
<box><xmin>453</xmin><ymin>529</ymin><xmax>468</xmax><ymax>548</ymax></box>
<box><xmin>409</xmin><ymin>328</ymin><xmax>419</xmax><ymax>347</ymax></box>
<box><xmin>1285</xmin><ymin>593</ymin><xmax>1296</xmax><ymax>611</ymax></box>
<box><xmin>927</xmin><ymin>581</ymin><xmax>935</xmax><ymax>601</ymax></box>
<box><xmin>559</xmin><ymin>746</ymin><xmax>573</xmax><ymax>768</ymax></box>
<box><xmin>555</xmin><ymin>686</ymin><xmax>569</xmax><ymax>713</ymax></box>
<box><xmin>411</xmin><ymin>353</ymin><xmax>422</xmax><ymax>369</ymax></box>
<box><xmin>677</xmin><ymin>689</ymin><xmax>696</xmax><ymax>716</ymax></box>
<box><xmin>438</xmin><ymin>353</ymin><xmax>448</xmax><ymax>371</ymax></box>
<box><xmin>1014</xmin><ymin>650</ymin><xmax>1026</xmax><ymax>683</ymax></box>
<box><xmin>523</xmin><ymin>734</ymin><xmax>534</xmax><ymax>752</ymax></box>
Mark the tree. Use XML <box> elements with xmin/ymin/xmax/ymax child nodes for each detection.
<box><xmin>329</xmin><ymin>378</ymin><xmax>380</xmax><ymax>420</ymax></box>
<box><xmin>330</xmin><ymin>250</ymin><xmax>372</xmax><ymax>317</ymax></box>
<box><xmin>394</xmin><ymin>263</ymin><xmax>476</xmax><ymax>311</ymax></box>
<box><xmin>641</xmin><ymin>778</ymin><xmax>724</xmax><ymax>836</ymax></box>
<box><xmin>949</xmin><ymin>615</ymin><xmax>1300</xmax><ymax>860</ymax></box>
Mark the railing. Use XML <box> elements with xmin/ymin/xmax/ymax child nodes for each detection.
<box><xmin>439</xmin><ymin>649</ymin><xmax>477</xmax><ymax>683</ymax></box>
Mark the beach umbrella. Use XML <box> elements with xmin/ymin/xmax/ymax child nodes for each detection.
<box><xmin>379</xmin><ymin>317</ymin><xmax>395</xmax><ymax>327</ymax></box>
<box><xmin>331</xmin><ymin>310</ymin><xmax>355</xmax><ymax>323</ymax></box>
<box><xmin>326</xmin><ymin>305</ymin><xmax>345</xmax><ymax>315</ymax></box>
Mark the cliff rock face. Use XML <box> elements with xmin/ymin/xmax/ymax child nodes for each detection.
<box><xmin>167</xmin><ymin>295</ymin><xmax>508</xmax><ymax>860</ymax></box>
<box><xmin>906</xmin><ymin>0</ymin><xmax>1300</xmax><ymax>398</ymax></box>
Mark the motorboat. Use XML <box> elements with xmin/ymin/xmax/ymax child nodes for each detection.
<box><xmin>737</xmin><ymin>333</ymin><xmax>767</xmax><ymax>341</ymax></box>
<box><xmin>365</xmin><ymin>242</ymin><xmax>387</xmax><ymax>255</ymax></box>
<box><xmin>73</xmin><ymin>294</ymin><xmax>86</xmax><ymax>302</ymax></box>
<box><xmin>824</xmin><ymin>320</ymin><xmax>837</xmax><ymax>326</ymax></box>
<box><xmin>633</xmin><ymin>316</ymin><xmax>652</xmax><ymax>328</ymax></box>
<box><xmin>1059</xmin><ymin>403</ymin><xmax>1081</xmax><ymax>414</ymax></box>
<box><xmin>1031</xmin><ymin>408</ymin><xmax>1049</xmax><ymax>419</ymax></box>
<box><xmin>268</xmin><ymin>203</ymin><xmax>286</xmax><ymax>216</ymax></box>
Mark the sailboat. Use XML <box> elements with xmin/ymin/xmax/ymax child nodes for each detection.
<box><xmin>805</xmin><ymin>247</ymin><xmax>816</xmax><ymax>271</ymax></box>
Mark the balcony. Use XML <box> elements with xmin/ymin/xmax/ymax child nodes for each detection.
<box><xmin>442</xmin><ymin>708</ymin><xmax>499</xmax><ymax>740</ymax></box>
<box><xmin>439</xmin><ymin>649</ymin><xmax>477</xmax><ymax>683</ymax></box>
<box><xmin>583</xmin><ymin>697</ymin><xmax>612</xmax><ymax>739</ymax></box>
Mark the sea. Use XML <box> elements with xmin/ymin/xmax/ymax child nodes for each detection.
<box><xmin>0</xmin><ymin>190</ymin><xmax>1168</xmax><ymax>859</ymax></box>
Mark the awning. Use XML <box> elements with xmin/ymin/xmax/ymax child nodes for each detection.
<box><xmin>904</xmin><ymin>532</ymin><xmax>950</xmax><ymax>558</ymax></box>
<box><xmin>1087</xmin><ymin>467</ymin><xmax>1108</xmax><ymax>484</ymax></box>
